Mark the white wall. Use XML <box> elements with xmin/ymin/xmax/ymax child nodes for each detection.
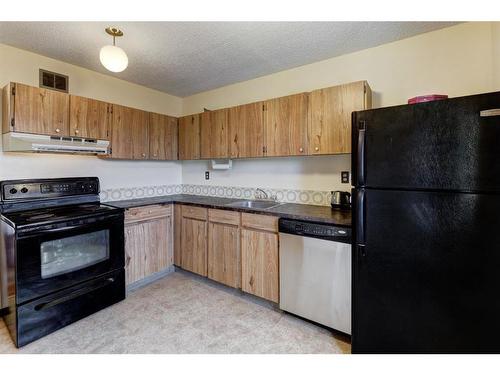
<box><xmin>0</xmin><ymin>43</ymin><xmax>183</xmax><ymax>190</ymax></box>
<box><xmin>183</xmin><ymin>155</ymin><xmax>351</xmax><ymax>192</ymax></box>
<box><xmin>181</xmin><ymin>22</ymin><xmax>500</xmax><ymax>192</ymax></box>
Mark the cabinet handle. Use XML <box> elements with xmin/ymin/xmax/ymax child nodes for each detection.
<box><xmin>55</xmin><ymin>128</ymin><xmax>60</xmax><ymax>133</ymax></box>
<box><xmin>299</xmin><ymin>147</ymin><xmax>304</xmax><ymax>153</ymax></box>
<box><xmin>74</xmin><ymin>129</ymin><xmax>79</xmax><ymax>134</ymax></box>
<box><xmin>142</xmin><ymin>153</ymin><xmax>146</xmax><ymax>158</ymax></box>
<box><xmin>314</xmin><ymin>146</ymin><xmax>319</xmax><ymax>151</ymax></box>
<box><xmin>153</xmin><ymin>153</ymin><xmax>158</xmax><ymax>157</ymax></box>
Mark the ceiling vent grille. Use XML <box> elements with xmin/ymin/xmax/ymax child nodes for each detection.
<box><xmin>39</xmin><ymin>69</ymin><xmax>69</xmax><ymax>93</ymax></box>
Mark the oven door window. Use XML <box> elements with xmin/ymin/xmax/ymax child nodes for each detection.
<box><xmin>40</xmin><ymin>229</ymin><xmax>110</xmax><ymax>279</ymax></box>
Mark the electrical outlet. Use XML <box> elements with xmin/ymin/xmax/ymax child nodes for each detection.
<box><xmin>205</xmin><ymin>171</ymin><xmax>210</xmax><ymax>180</ymax></box>
<box><xmin>341</xmin><ymin>171</ymin><xmax>350</xmax><ymax>184</ymax></box>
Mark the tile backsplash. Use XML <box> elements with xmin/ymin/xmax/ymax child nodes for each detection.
<box><xmin>100</xmin><ymin>184</ymin><xmax>336</xmax><ymax>206</ymax></box>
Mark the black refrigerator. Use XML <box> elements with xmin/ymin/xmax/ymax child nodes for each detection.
<box><xmin>351</xmin><ymin>91</ymin><xmax>500</xmax><ymax>353</ymax></box>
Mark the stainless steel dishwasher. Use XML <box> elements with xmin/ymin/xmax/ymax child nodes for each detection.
<box><xmin>279</xmin><ymin>218</ymin><xmax>351</xmax><ymax>334</ymax></box>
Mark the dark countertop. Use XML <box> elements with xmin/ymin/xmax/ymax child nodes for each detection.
<box><xmin>105</xmin><ymin>194</ymin><xmax>351</xmax><ymax>227</ymax></box>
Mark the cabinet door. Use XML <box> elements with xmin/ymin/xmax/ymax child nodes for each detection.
<box><xmin>200</xmin><ymin>109</ymin><xmax>229</xmax><ymax>159</ymax></box>
<box><xmin>208</xmin><ymin>222</ymin><xmax>240</xmax><ymax>288</ymax></box>
<box><xmin>263</xmin><ymin>93</ymin><xmax>308</xmax><ymax>156</ymax></box>
<box><xmin>69</xmin><ymin>95</ymin><xmax>110</xmax><ymax>139</ymax></box>
<box><xmin>181</xmin><ymin>217</ymin><xmax>207</xmax><ymax>276</ymax></box>
<box><xmin>241</xmin><ymin>229</ymin><xmax>279</xmax><ymax>303</ymax></box>
<box><xmin>13</xmin><ymin>82</ymin><xmax>69</xmax><ymax>136</ymax></box>
<box><xmin>178</xmin><ymin>114</ymin><xmax>200</xmax><ymax>160</ymax></box>
<box><xmin>110</xmin><ymin>104</ymin><xmax>149</xmax><ymax>159</ymax></box>
<box><xmin>309</xmin><ymin>81</ymin><xmax>369</xmax><ymax>155</ymax></box>
<box><xmin>174</xmin><ymin>204</ymin><xmax>182</xmax><ymax>266</ymax></box>
<box><xmin>149</xmin><ymin>112</ymin><xmax>178</xmax><ymax>160</ymax></box>
<box><xmin>124</xmin><ymin>216</ymin><xmax>172</xmax><ymax>285</ymax></box>
<box><xmin>229</xmin><ymin>102</ymin><xmax>264</xmax><ymax>158</ymax></box>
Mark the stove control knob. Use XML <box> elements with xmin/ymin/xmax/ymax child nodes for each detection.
<box><xmin>9</xmin><ymin>188</ymin><xmax>17</xmax><ymax>194</ymax></box>
<box><xmin>21</xmin><ymin>187</ymin><xmax>28</xmax><ymax>194</ymax></box>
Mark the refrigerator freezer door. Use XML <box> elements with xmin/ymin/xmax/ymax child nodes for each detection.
<box><xmin>352</xmin><ymin>91</ymin><xmax>500</xmax><ymax>192</ymax></box>
<box><xmin>352</xmin><ymin>188</ymin><xmax>500</xmax><ymax>353</ymax></box>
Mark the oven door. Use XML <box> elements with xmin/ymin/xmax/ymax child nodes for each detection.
<box><xmin>15</xmin><ymin>212</ymin><xmax>124</xmax><ymax>305</ymax></box>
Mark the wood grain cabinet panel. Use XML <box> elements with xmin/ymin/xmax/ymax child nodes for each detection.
<box><xmin>241</xmin><ymin>228</ymin><xmax>279</xmax><ymax>303</ymax></box>
<box><xmin>241</xmin><ymin>213</ymin><xmax>278</xmax><ymax>232</ymax></box>
<box><xmin>109</xmin><ymin>104</ymin><xmax>149</xmax><ymax>159</ymax></box>
<box><xmin>263</xmin><ymin>93</ymin><xmax>309</xmax><ymax>157</ymax></box>
<box><xmin>229</xmin><ymin>102</ymin><xmax>265</xmax><ymax>158</ymax></box>
<box><xmin>69</xmin><ymin>95</ymin><xmax>110</xmax><ymax>139</ymax></box>
<box><xmin>124</xmin><ymin>215</ymin><xmax>173</xmax><ymax>285</ymax></box>
<box><xmin>149</xmin><ymin>112</ymin><xmax>178</xmax><ymax>160</ymax></box>
<box><xmin>178</xmin><ymin>114</ymin><xmax>200</xmax><ymax>160</ymax></box>
<box><xmin>200</xmin><ymin>109</ymin><xmax>230</xmax><ymax>159</ymax></box>
<box><xmin>174</xmin><ymin>204</ymin><xmax>182</xmax><ymax>266</ymax></box>
<box><xmin>181</xmin><ymin>217</ymin><xmax>207</xmax><ymax>276</ymax></box>
<box><xmin>4</xmin><ymin>82</ymin><xmax>69</xmax><ymax>136</ymax></box>
<box><xmin>309</xmin><ymin>80</ymin><xmax>371</xmax><ymax>155</ymax></box>
<box><xmin>208</xmin><ymin>222</ymin><xmax>240</xmax><ymax>288</ymax></box>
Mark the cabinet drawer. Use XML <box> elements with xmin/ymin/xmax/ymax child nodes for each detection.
<box><xmin>208</xmin><ymin>209</ymin><xmax>240</xmax><ymax>225</ymax></box>
<box><xmin>181</xmin><ymin>205</ymin><xmax>208</xmax><ymax>220</ymax></box>
<box><xmin>241</xmin><ymin>213</ymin><xmax>278</xmax><ymax>232</ymax></box>
<box><xmin>125</xmin><ymin>204</ymin><xmax>172</xmax><ymax>224</ymax></box>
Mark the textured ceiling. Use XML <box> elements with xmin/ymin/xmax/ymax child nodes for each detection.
<box><xmin>0</xmin><ymin>22</ymin><xmax>458</xmax><ymax>97</ymax></box>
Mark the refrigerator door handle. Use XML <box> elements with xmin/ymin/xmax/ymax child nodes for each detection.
<box><xmin>356</xmin><ymin>189</ymin><xmax>365</xmax><ymax>245</ymax></box>
<box><xmin>357</xmin><ymin>244</ymin><xmax>367</xmax><ymax>258</ymax></box>
<box><xmin>357</xmin><ymin>121</ymin><xmax>366</xmax><ymax>186</ymax></box>
<box><xmin>480</xmin><ymin>109</ymin><xmax>500</xmax><ymax>117</ymax></box>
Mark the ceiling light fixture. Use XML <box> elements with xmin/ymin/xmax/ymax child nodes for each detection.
<box><xmin>100</xmin><ymin>27</ymin><xmax>128</xmax><ymax>73</ymax></box>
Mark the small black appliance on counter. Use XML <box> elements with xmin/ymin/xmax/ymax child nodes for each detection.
<box><xmin>331</xmin><ymin>191</ymin><xmax>351</xmax><ymax>210</ymax></box>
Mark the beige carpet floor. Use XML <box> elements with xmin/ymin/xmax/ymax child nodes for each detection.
<box><xmin>0</xmin><ymin>270</ymin><xmax>350</xmax><ymax>354</ymax></box>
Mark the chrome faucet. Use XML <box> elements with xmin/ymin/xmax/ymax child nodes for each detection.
<box><xmin>255</xmin><ymin>188</ymin><xmax>278</xmax><ymax>201</ymax></box>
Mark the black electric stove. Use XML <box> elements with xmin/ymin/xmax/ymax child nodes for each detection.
<box><xmin>0</xmin><ymin>177</ymin><xmax>125</xmax><ymax>348</ymax></box>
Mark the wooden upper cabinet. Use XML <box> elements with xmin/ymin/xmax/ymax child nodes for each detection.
<box><xmin>69</xmin><ymin>95</ymin><xmax>110</xmax><ymax>139</ymax></box>
<box><xmin>309</xmin><ymin>80</ymin><xmax>371</xmax><ymax>155</ymax></box>
<box><xmin>149</xmin><ymin>112</ymin><xmax>178</xmax><ymax>160</ymax></box>
<box><xmin>229</xmin><ymin>102</ymin><xmax>264</xmax><ymax>158</ymax></box>
<box><xmin>109</xmin><ymin>104</ymin><xmax>149</xmax><ymax>159</ymax></box>
<box><xmin>200</xmin><ymin>109</ymin><xmax>229</xmax><ymax>159</ymax></box>
<box><xmin>3</xmin><ymin>82</ymin><xmax>69</xmax><ymax>136</ymax></box>
<box><xmin>178</xmin><ymin>114</ymin><xmax>200</xmax><ymax>160</ymax></box>
<box><xmin>263</xmin><ymin>93</ymin><xmax>309</xmax><ymax>157</ymax></box>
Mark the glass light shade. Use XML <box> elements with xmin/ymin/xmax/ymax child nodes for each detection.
<box><xmin>99</xmin><ymin>45</ymin><xmax>128</xmax><ymax>72</ymax></box>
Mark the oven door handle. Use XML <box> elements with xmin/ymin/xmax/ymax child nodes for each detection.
<box><xmin>31</xmin><ymin>225</ymin><xmax>81</xmax><ymax>235</ymax></box>
<box><xmin>34</xmin><ymin>277</ymin><xmax>116</xmax><ymax>311</ymax></box>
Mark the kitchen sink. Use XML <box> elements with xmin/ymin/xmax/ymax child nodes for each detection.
<box><xmin>224</xmin><ymin>200</ymin><xmax>282</xmax><ymax>210</ymax></box>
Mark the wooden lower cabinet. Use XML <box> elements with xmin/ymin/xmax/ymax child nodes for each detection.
<box><xmin>181</xmin><ymin>215</ymin><xmax>208</xmax><ymax>276</ymax></box>
<box><xmin>240</xmin><ymin>213</ymin><xmax>279</xmax><ymax>303</ymax></box>
<box><xmin>241</xmin><ymin>228</ymin><xmax>279</xmax><ymax>303</ymax></box>
<box><xmin>124</xmin><ymin>205</ymin><xmax>173</xmax><ymax>285</ymax></box>
<box><xmin>173</xmin><ymin>207</ymin><xmax>279</xmax><ymax>302</ymax></box>
<box><xmin>173</xmin><ymin>204</ymin><xmax>182</xmax><ymax>266</ymax></box>
<box><xmin>207</xmin><ymin>209</ymin><xmax>241</xmax><ymax>288</ymax></box>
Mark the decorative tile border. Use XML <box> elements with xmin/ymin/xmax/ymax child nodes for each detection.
<box><xmin>100</xmin><ymin>184</ymin><xmax>182</xmax><ymax>202</ymax></box>
<box><xmin>101</xmin><ymin>183</ymin><xmax>334</xmax><ymax>206</ymax></box>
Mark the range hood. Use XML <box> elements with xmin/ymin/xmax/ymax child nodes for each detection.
<box><xmin>2</xmin><ymin>132</ymin><xmax>110</xmax><ymax>155</ymax></box>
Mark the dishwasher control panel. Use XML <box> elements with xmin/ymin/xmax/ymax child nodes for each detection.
<box><xmin>278</xmin><ymin>219</ymin><xmax>351</xmax><ymax>243</ymax></box>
